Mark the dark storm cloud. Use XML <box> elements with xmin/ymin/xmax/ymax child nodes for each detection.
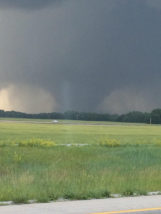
<box><xmin>147</xmin><ymin>0</ymin><xmax>161</xmax><ymax>10</ymax></box>
<box><xmin>0</xmin><ymin>0</ymin><xmax>161</xmax><ymax>113</ymax></box>
<box><xmin>0</xmin><ymin>0</ymin><xmax>61</xmax><ymax>10</ymax></box>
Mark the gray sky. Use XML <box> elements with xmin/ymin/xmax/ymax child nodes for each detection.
<box><xmin>0</xmin><ymin>0</ymin><xmax>161</xmax><ymax>114</ymax></box>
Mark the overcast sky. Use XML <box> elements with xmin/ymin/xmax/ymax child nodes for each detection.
<box><xmin>0</xmin><ymin>0</ymin><xmax>161</xmax><ymax>114</ymax></box>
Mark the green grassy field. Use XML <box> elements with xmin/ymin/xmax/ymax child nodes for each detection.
<box><xmin>0</xmin><ymin>117</ymin><xmax>149</xmax><ymax>125</ymax></box>
<box><xmin>0</xmin><ymin>120</ymin><xmax>161</xmax><ymax>203</ymax></box>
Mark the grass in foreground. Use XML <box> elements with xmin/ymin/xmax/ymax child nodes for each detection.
<box><xmin>1</xmin><ymin>145</ymin><xmax>161</xmax><ymax>202</ymax></box>
<box><xmin>0</xmin><ymin>120</ymin><xmax>161</xmax><ymax>202</ymax></box>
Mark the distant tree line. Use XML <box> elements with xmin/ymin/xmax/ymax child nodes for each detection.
<box><xmin>1</xmin><ymin>109</ymin><xmax>161</xmax><ymax>124</ymax></box>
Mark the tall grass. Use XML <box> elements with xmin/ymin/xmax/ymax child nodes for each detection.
<box><xmin>0</xmin><ymin>121</ymin><xmax>161</xmax><ymax>202</ymax></box>
<box><xmin>0</xmin><ymin>145</ymin><xmax>161</xmax><ymax>202</ymax></box>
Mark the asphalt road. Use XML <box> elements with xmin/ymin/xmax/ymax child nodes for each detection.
<box><xmin>1</xmin><ymin>195</ymin><xmax>161</xmax><ymax>214</ymax></box>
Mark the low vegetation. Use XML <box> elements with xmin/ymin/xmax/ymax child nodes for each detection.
<box><xmin>0</xmin><ymin>120</ymin><xmax>161</xmax><ymax>203</ymax></box>
<box><xmin>0</xmin><ymin>139</ymin><xmax>56</xmax><ymax>148</ymax></box>
<box><xmin>98</xmin><ymin>138</ymin><xmax>121</xmax><ymax>147</ymax></box>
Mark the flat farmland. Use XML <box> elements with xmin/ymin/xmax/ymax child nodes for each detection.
<box><xmin>0</xmin><ymin>120</ymin><xmax>161</xmax><ymax>203</ymax></box>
